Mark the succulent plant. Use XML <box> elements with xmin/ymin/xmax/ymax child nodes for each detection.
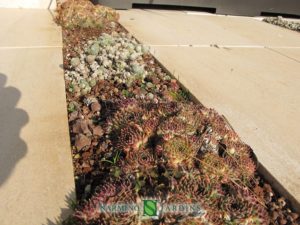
<box><xmin>74</xmin><ymin>178</ymin><xmax>139</xmax><ymax>224</ymax></box>
<box><xmin>117</xmin><ymin>124</ymin><xmax>147</xmax><ymax>152</ymax></box>
<box><xmin>106</xmin><ymin>109</ymin><xmax>143</xmax><ymax>133</ymax></box>
<box><xmin>122</xmin><ymin>148</ymin><xmax>156</xmax><ymax>175</ymax></box>
<box><xmin>177</xmin><ymin>103</ymin><xmax>207</xmax><ymax>134</ymax></box>
<box><xmin>88</xmin><ymin>43</ymin><xmax>100</xmax><ymax>56</ymax></box>
<box><xmin>172</xmin><ymin>169</ymin><xmax>202</xmax><ymax>196</ymax></box>
<box><xmin>143</xmin><ymin>116</ymin><xmax>160</xmax><ymax>135</ymax></box>
<box><xmin>200</xmin><ymin>152</ymin><xmax>236</xmax><ymax>183</ymax></box>
<box><xmin>157</xmin><ymin>116</ymin><xmax>187</xmax><ymax>138</ymax></box>
<box><xmin>163</xmin><ymin>180</ymin><xmax>206</xmax><ymax>224</ymax></box>
<box><xmin>56</xmin><ymin>0</ymin><xmax>119</xmax><ymax>29</ymax></box>
<box><xmin>159</xmin><ymin>136</ymin><xmax>201</xmax><ymax>168</ymax></box>
<box><xmin>154</xmin><ymin>102</ymin><xmax>180</xmax><ymax>117</ymax></box>
<box><xmin>71</xmin><ymin>57</ymin><xmax>80</xmax><ymax>67</ymax></box>
<box><xmin>224</xmin><ymin>146</ymin><xmax>256</xmax><ymax>183</ymax></box>
<box><xmin>219</xmin><ymin>185</ymin><xmax>269</xmax><ymax>224</ymax></box>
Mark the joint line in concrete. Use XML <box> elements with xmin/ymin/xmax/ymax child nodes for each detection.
<box><xmin>0</xmin><ymin>45</ymin><xmax>63</xmax><ymax>50</ymax></box>
<box><xmin>147</xmin><ymin>44</ymin><xmax>300</xmax><ymax>49</ymax></box>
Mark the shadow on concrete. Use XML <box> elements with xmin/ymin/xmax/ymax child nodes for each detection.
<box><xmin>48</xmin><ymin>0</ymin><xmax>54</xmax><ymax>9</ymax></box>
<box><xmin>0</xmin><ymin>73</ymin><xmax>29</xmax><ymax>186</ymax></box>
<box><xmin>44</xmin><ymin>190</ymin><xmax>76</xmax><ymax>225</ymax></box>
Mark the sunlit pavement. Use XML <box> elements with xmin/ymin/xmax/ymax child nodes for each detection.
<box><xmin>0</xmin><ymin>8</ymin><xmax>74</xmax><ymax>225</ymax></box>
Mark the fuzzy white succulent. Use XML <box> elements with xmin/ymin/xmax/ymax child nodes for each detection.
<box><xmin>65</xmin><ymin>33</ymin><xmax>150</xmax><ymax>96</ymax></box>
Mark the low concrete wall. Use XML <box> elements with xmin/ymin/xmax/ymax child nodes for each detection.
<box><xmin>0</xmin><ymin>0</ymin><xmax>56</xmax><ymax>9</ymax></box>
<box><xmin>96</xmin><ymin>0</ymin><xmax>300</xmax><ymax>16</ymax></box>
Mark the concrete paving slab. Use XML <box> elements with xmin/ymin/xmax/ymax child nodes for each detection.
<box><xmin>0</xmin><ymin>0</ymin><xmax>56</xmax><ymax>9</ymax></box>
<box><xmin>119</xmin><ymin>9</ymin><xmax>300</xmax><ymax>209</ymax></box>
<box><xmin>0</xmin><ymin>9</ymin><xmax>61</xmax><ymax>47</ymax></box>
<box><xmin>269</xmin><ymin>48</ymin><xmax>300</xmax><ymax>62</ymax></box>
<box><xmin>0</xmin><ymin>9</ymin><xmax>74</xmax><ymax>225</ymax></box>
<box><xmin>119</xmin><ymin>9</ymin><xmax>300</xmax><ymax>47</ymax></box>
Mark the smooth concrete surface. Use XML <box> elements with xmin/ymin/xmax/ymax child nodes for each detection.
<box><xmin>270</xmin><ymin>48</ymin><xmax>300</xmax><ymax>62</ymax></box>
<box><xmin>0</xmin><ymin>0</ymin><xmax>56</xmax><ymax>9</ymax></box>
<box><xmin>119</xmin><ymin>10</ymin><xmax>300</xmax><ymax>47</ymax></box>
<box><xmin>0</xmin><ymin>9</ymin><xmax>74</xmax><ymax>225</ymax></box>
<box><xmin>119</xmin><ymin>9</ymin><xmax>300</xmax><ymax>208</ymax></box>
<box><xmin>0</xmin><ymin>9</ymin><xmax>61</xmax><ymax>47</ymax></box>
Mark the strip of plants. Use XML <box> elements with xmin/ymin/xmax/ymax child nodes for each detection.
<box><xmin>57</xmin><ymin>1</ymin><xmax>300</xmax><ymax>224</ymax></box>
<box><xmin>263</xmin><ymin>16</ymin><xmax>300</xmax><ymax>32</ymax></box>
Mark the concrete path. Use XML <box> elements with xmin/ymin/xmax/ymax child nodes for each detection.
<box><xmin>0</xmin><ymin>9</ymin><xmax>74</xmax><ymax>225</ymax></box>
<box><xmin>119</xmin><ymin>9</ymin><xmax>300</xmax><ymax>209</ymax></box>
<box><xmin>0</xmin><ymin>0</ymin><xmax>56</xmax><ymax>9</ymax></box>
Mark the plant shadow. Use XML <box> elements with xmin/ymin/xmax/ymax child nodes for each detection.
<box><xmin>0</xmin><ymin>73</ymin><xmax>29</xmax><ymax>187</ymax></box>
<box><xmin>44</xmin><ymin>190</ymin><xmax>77</xmax><ymax>225</ymax></box>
